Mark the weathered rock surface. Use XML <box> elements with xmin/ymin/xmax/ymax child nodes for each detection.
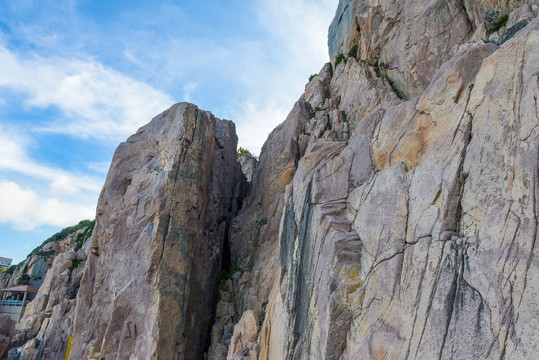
<box><xmin>3</xmin><ymin>222</ymin><xmax>93</xmax><ymax>360</ymax></box>
<box><xmin>227</xmin><ymin>310</ymin><xmax>259</xmax><ymax>360</ymax></box>
<box><xmin>69</xmin><ymin>103</ymin><xmax>238</xmax><ymax>360</ymax></box>
<box><xmin>208</xmin><ymin>4</ymin><xmax>538</xmax><ymax>360</ymax></box>
<box><xmin>328</xmin><ymin>0</ymin><xmax>473</xmax><ymax>98</ymax></box>
<box><xmin>0</xmin><ymin>224</ymin><xmax>92</xmax><ymax>292</ymax></box>
<box><xmin>0</xmin><ymin>314</ymin><xmax>13</xmax><ymax>359</ymax></box>
<box><xmin>9</xmin><ymin>252</ymin><xmax>81</xmax><ymax>359</ymax></box>
<box><xmin>10</xmin><ymin>299</ymin><xmax>77</xmax><ymax>360</ymax></box>
<box><xmin>238</xmin><ymin>153</ymin><xmax>257</xmax><ymax>183</ymax></box>
<box><xmin>328</xmin><ymin>0</ymin><xmax>538</xmax><ymax>98</ymax></box>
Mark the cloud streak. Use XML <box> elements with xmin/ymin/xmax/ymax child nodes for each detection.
<box><xmin>0</xmin><ymin>127</ymin><xmax>102</xmax><ymax>229</ymax></box>
<box><xmin>0</xmin><ymin>127</ymin><xmax>102</xmax><ymax>194</ymax></box>
<box><xmin>0</xmin><ymin>181</ymin><xmax>95</xmax><ymax>230</ymax></box>
<box><xmin>0</xmin><ymin>43</ymin><xmax>175</xmax><ymax>142</ymax></box>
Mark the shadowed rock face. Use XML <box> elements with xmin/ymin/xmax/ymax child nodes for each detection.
<box><xmin>68</xmin><ymin>103</ymin><xmax>238</xmax><ymax>360</ymax></box>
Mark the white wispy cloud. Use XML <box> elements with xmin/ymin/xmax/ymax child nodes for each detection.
<box><xmin>228</xmin><ymin>0</ymin><xmax>336</xmax><ymax>154</ymax></box>
<box><xmin>0</xmin><ymin>127</ymin><xmax>101</xmax><ymax>229</ymax></box>
<box><xmin>0</xmin><ymin>180</ymin><xmax>95</xmax><ymax>230</ymax></box>
<box><xmin>0</xmin><ymin>36</ymin><xmax>169</xmax><ymax>230</ymax></box>
<box><xmin>0</xmin><ymin>43</ymin><xmax>175</xmax><ymax>142</ymax></box>
<box><xmin>0</xmin><ymin>127</ymin><xmax>102</xmax><ymax>194</ymax></box>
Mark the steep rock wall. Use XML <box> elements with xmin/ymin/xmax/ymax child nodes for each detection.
<box><xmin>216</xmin><ymin>5</ymin><xmax>539</xmax><ymax>360</ymax></box>
<box><xmin>69</xmin><ymin>103</ymin><xmax>238</xmax><ymax>360</ymax></box>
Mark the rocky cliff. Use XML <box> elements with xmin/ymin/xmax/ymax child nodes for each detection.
<box><xmin>10</xmin><ymin>1</ymin><xmax>539</xmax><ymax>359</ymax></box>
<box><xmin>0</xmin><ymin>221</ymin><xmax>94</xmax><ymax>292</ymax></box>
<box><xmin>211</xmin><ymin>2</ymin><xmax>539</xmax><ymax>359</ymax></box>
<box><xmin>4</xmin><ymin>221</ymin><xmax>94</xmax><ymax>359</ymax></box>
<box><xmin>68</xmin><ymin>103</ymin><xmax>239</xmax><ymax>360</ymax></box>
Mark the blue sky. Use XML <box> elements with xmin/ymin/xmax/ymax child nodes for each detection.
<box><xmin>0</xmin><ymin>0</ymin><xmax>336</xmax><ymax>263</ymax></box>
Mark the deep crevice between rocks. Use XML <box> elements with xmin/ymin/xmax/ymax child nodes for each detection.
<box><xmin>204</xmin><ymin>156</ymin><xmax>252</xmax><ymax>357</ymax></box>
<box><xmin>221</xmin><ymin>226</ymin><xmax>232</xmax><ymax>274</ymax></box>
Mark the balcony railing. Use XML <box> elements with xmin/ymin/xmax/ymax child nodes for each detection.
<box><xmin>0</xmin><ymin>300</ymin><xmax>28</xmax><ymax>306</ymax></box>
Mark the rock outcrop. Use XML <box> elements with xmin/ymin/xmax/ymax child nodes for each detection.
<box><xmin>0</xmin><ymin>314</ymin><xmax>13</xmax><ymax>359</ymax></box>
<box><xmin>9</xmin><ymin>1</ymin><xmax>538</xmax><ymax>359</ymax></box>
<box><xmin>208</xmin><ymin>3</ymin><xmax>539</xmax><ymax>360</ymax></box>
<box><xmin>68</xmin><ymin>103</ymin><xmax>239</xmax><ymax>360</ymax></box>
<box><xmin>0</xmin><ymin>222</ymin><xmax>93</xmax><ymax>292</ymax></box>
<box><xmin>328</xmin><ymin>0</ymin><xmax>537</xmax><ymax>98</ymax></box>
<box><xmin>7</xmin><ymin>223</ymin><xmax>93</xmax><ymax>359</ymax></box>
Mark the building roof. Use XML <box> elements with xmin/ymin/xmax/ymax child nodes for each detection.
<box><xmin>1</xmin><ymin>285</ymin><xmax>39</xmax><ymax>293</ymax></box>
<box><xmin>0</xmin><ymin>257</ymin><xmax>12</xmax><ymax>262</ymax></box>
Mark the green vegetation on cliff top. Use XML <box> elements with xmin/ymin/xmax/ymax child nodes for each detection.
<box><xmin>1</xmin><ymin>219</ymin><xmax>95</xmax><ymax>274</ymax></box>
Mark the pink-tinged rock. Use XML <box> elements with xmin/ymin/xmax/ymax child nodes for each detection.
<box><xmin>227</xmin><ymin>310</ymin><xmax>259</xmax><ymax>360</ymax></box>
<box><xmin>69</xmin><ymin>103</ymin><xmax>238</xmax><ymax>360</ymax></box>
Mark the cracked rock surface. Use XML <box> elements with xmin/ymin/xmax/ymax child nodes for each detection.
<box><xmin>212</xmin><ymin>9</ymin><xmax>539</xmax><ymax>360</ymax></box>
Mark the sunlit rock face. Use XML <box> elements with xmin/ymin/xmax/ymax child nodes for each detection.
<box><xmin>210</xmin><ymin>4</ymin><xmax>539</xmax><ymax>360</ymax></box>
<box><xmin>328</xmin><ymin>0</ymin><xmax>536</xmax><ymax>99</ymax></box>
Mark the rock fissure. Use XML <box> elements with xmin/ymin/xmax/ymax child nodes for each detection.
<box><xmin>437</xmin><ymin>248</ymin><xmax>464</xmax><ymax>359</ymax></box>
<box><xmin>412</xmin><ymin>247</ymin><xmax>447</xmax><ymax>359</ymax></box>
<box><xmin>518</xmin><ymin>169</ymin><xmax>538</xmax><ymax>308</ymax></box>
